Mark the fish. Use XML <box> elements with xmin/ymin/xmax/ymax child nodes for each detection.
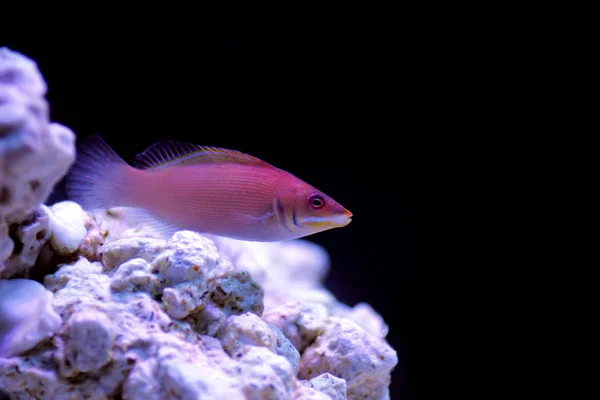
<box><xmin>65</xmin><ymin>135</ymin><xmax>352</xmax><ymax>242</ymax></box>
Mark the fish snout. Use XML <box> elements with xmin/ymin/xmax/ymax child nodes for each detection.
<box><xmin>335</xmin><ymin>209</ymin><xmax>353</xmax><ymax>227</ymax></box>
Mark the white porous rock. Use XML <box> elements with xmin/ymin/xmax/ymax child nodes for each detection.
<box><xmin>44</xmin><ymin>201</ymin><xmax>86</xmax><ymax>255</ymax></box>
<box><xmin>0</xmin><ymin>47</ymin><xmax>75</xmax><ymax>278</ymax></box>
<box><xmin>299</xmin><ymin>373</ymin><xmax>348</xmax><ymax>400</ymax></box>
<box><xmin>0</xmin><ymin>278</ymin><xmax>61</xmax><ymax>357</ymax></box>
<box><xmin>44</xmin><ymin>257</ymin><xmax>111</xmax><ymax>319</ymax></box>
<box><xmin>263</xmin><ymin>301</ymin><xmax>329</xmax><ymax>353</ymax></box>
<box><xmin>0</xmin><ymin>207</ymin><xmax>51</xmax><ymax>278</ymax></box>
<box><xmin>21</xmin><ymin>207</ymin><xmax>398</xmax><ymax>397</ymax></box>
<box><xmin>0</xmin><ymin>232</ymin><xmax>400</xmax><ymax>398</ymax></box>
<box><xmin>151</xmin><ymin>231</ymin><xmax>263</xmax><ymax>335</ymax></box>
<box><xmin>153</xmin><ymin>230</ymin><xmax>231</xmax><ymax>285</ymax></box>
<box><xmin>0</xmin><ymin>349</ymin><xmax>62</xmax><ymax>399</ymax></box>
<box><xmin>212</xmin><ymin>237</ymin><xmax>337</xmax><ymax>311</ymax></box>
<box><xmin>91</xmin><ymin>213</ymin><xmax>329</xmax><ymax>311</ymax></box>
<box><xmin>98</xmin><ymin>230</ymin><xmax>264</xmax><ymax>337</ymax></box>
<box><xmin>217</xmin><ymin>312</ymin><xmax>300</xmax><ymax>372</ymax></box>
<box><xmin>293</xmin><ymin>385</ymin><xmax>333</xmax><ymax>400</ymax></box>
<box><xmin>0</xmin><ymin>222</ymin><xmax>12</xmax><ymax>266</ymax></box>
<box><xmin>110</xmin><ymin>257</ymin><xmax>162</xmax><ymax>295</ymax></box>
<box><xmin>102</xmin><ymin>236</ymin><xmax>166</xmax><ymax>270</ymax></box>
<box><xmin>34</xmin><ymin>202</ymin><xmax>105</xmax><ymax>271</ymax></box>
<box><xmin>59</xmin><ymin>310</ymin><xmax>115</xmax><ymax>375</ymax></box>
<box><xmin>123</xmin><ymin>346</ymin><xmax>245</xmax><ymax>400</ymax></box>
<box><xmin>163</xmin><ymin>268</ymin><xmax>264</xmax><ymax>335</ymax></box>
<box><xmin>331</xmin><ymin>302</ymin><xmax>390</xmax><ymax>339</ymax></box>
<box><xmin>223</xmin><ymin>346</ymin><xmax>296</xmax><ymax>400</ymax></box>
<box><xmin>300</xmin><ymin>317</ymin><xmax>398</xmax><ymax>400</ymax></box>
<box><xmin>77</xmin><ymin>208</ymin><xmax>105</xmax><ymax>261</ymax></box>
<box><xmin>0</xmin><ymin>256</ymin><xmax>242</xmax><ymax>399</ymax></box>
<box><xmin>45</xmin><ymin>257</ymin><xmax>174</xmax><ymax>338</ymax></box>
<box><xmin>213</xmin><ymin>237</ymin><xmax>329</xmax><ymax>284</ymax></box>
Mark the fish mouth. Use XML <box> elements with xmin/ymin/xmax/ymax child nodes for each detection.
<box><xmin>300</xmin><ymin>211</ymin><xmax>352</xmax><ymax>229</ymax></box>
<box><xmin>339</xmin><ymin>210</ymin><xmax>352</xmax><ymax>226</ymax></box>
<box><xmin>329</xmin><ymin>210</ymin><xmax>353</xmax><ymax>227</ymax></box>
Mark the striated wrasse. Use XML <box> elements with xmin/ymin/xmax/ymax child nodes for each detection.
<box><xmin>65</xmin><ymin>136</ymin><xmax>352</xmax><ymax>242</ymax></box>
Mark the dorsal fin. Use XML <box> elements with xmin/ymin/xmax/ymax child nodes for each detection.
<box><xmin>131</xmin><ymin>140</ymin><xmax>276</xmax><ymax>170</ymax></box>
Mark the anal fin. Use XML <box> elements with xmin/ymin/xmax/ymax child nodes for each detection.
<box><xmin>121</xmin><ymin>207</ymin><xmax>183</xmax><ymax>239</ymax></box>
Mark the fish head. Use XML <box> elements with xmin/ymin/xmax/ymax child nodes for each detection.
<box><xmin>287</xmin><ymin>184</ymin><xmax>353</xmax><ymax>234</ymax></box>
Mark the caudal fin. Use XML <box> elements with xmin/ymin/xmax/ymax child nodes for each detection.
<box><xmin>65</xmin><ymin>135</ymin><xmax>131</xmax><ymax>211</ymax></box>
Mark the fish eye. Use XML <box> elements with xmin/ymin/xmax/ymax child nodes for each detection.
<box><xmin>308</xmin><ymin>194</ymin><xmax>326</xmax><ymax>210</ymax></box>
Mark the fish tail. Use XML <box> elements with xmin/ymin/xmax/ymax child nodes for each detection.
<box><xmin>65</xmin><ymin>135</ymin><xmax>133</xmax><ymax>211</ymax></box>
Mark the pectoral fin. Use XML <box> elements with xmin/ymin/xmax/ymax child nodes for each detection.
<box><xmin>232</xmin><ymin>207</ymin><xmax>275</xmax><ymax>225</ymax></box>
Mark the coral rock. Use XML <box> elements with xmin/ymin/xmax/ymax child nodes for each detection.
<box><xmin>263</xmin><ymin>301</ymin><xmax>329</xmax><ymax>353</ymax></box>
<box><xmin>224</xmin><ymin>346</ymin><xmax>296</xmax><ymax>400</ymax></box>
<box><xmin>299</xmin><ymin>373</ymin><xmax>348</xmax><ymax>400</ymax></box>
<box><xmin>0</xmin><ymin>47</ymin><xmax>75</xmax><ymax>277</ymax></box>
<box><xmin>45</xmin><ymin>201</ymin><xmax>87</xmax><ymax>255</ymax></box>
<box><xmin>152</xmin><ymin>230</ymin><xmax>232</xmax><ymax>285</ymax></box>
<box><xmin>123</xmin><ymin>353</ymin><xmax>245</xmax><ymax>400</ymax></box>
<box><xmin>212</xmin><ymin>237</ymin><xmax>338</xmax><ymax>311</ymax></box>
<box><xmin>299</xmin><ymin>318</ymin><xmax>398</xmax><ymax>400</ymax></box>
<box><xmin>109</xmin><ymin>257</ymin><xmax>162</xmax><ymax>295</ymax></box>
<box><xmin>0</xmin><ymin>207</ymin><xmax>51</xmax><ymax>278</ymax></box>
<box><xmin>41</xmin><ymin>200</ymin><xmax>106</xmax><ymax>263</ymax></box>
<box><xmin>332</xmin><ymin>302</ymin><xmax>390</xmax><ymax>339</ymax></box>
<box><xmin>0</xmin><ymin>278</ymin><xmax>62</xmax><ymax>357</ymax></box>
<box><xmin>58</xmin><ymin>310</ymin><xmax>115</xmax><ymax>376</ymax></box>
<box><xmin>102</xmin><ymin>236</ymin><xmax>166</xmax><ymax>270</ymax></box>
<box><xmin>217</xmin><ymin>312</ymin><xmax>300</xmax><ymax>372</ymax></box>
<box><xmin>293</xmin><ymin>385</ymin><xmax>333</xmax><ymax>400</ymax></box>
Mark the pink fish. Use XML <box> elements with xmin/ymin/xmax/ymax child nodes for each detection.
<box><xmin>65</xmin><ymin>136</ymin><xmax>352</xmax><ymax>241</ymax></box>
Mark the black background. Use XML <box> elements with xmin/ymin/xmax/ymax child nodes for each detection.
<box><xmin>3</xmin><ymin>14</ymin><xmax>532</xmax><ymax>399</ymax></box>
